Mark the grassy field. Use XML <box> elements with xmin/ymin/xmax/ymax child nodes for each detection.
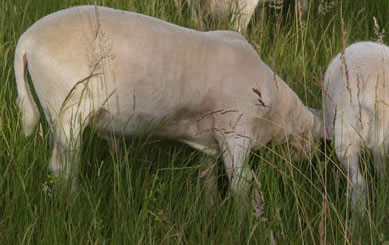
<box><xmin>1</xmin><ymin>0</ymin><xmax>389</xmax><ymax>244</ymax></box>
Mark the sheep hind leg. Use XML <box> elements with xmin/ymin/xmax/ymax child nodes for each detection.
<box><xmin>338</xmin><ymin>150</ymin><xmax>366</xmax><ymax>216</ymax></box>
<box><xmin>49</xmin><ymin>119</ymin><xmax>83</xmax><ymax>195</ymax></box>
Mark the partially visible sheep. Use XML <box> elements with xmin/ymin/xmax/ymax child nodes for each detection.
<box><xmin>185</xmin><ymin>0</ymin><xmax>308</xmax><ymax>32</ymax></box>
<box><xmin>324</xmin><ymin>41</ymin><xmax>389</xmax><ymax>214</ymax></box>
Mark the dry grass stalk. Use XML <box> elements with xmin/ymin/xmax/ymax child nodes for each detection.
<box><xmin>275</xmin><ymin>208</ymin><xmax>286</xmax><ymax>241</ymax></box>
<box><xmin>39</xmin><ymin>123</ymin><xmax>44</xmax><ymax>140</ymax></box>
<box><xmin>373</xmin><ymin>16</ymin><xmax>385</xmax><ymax>43</ymax></box>
<box><xmin>318</xmin><ymin>0</ymin><xmax>335</xmax><ymax>16</ymax></box>
<box><xmin>356</xmin><ymin>75</ymin><xmax>363</xmax><ymax>129</ymax></box>
<box><xmin>269</xmin><ymin>0</ymin><xmax>283</xmax><ymax>10</ymax></box>
<box><xmin>319</xmin><ymin>194</ymin><xmax>327</xmax><ymax>245</ymax></box>
<box><xmin>199</xmin><ymin>160</ymin><xmax>218</xmax><ymax>178</ymax></box>
<box><xmin>297</xmin><ymin>0</ymin><xmax>303</xmax><ymax>28</ymax></box>
<box><xmin>173</xmin><ymin>0</ymin><xmax>182</xmax><ymax>18</ymax></box>
<box><xmin>251</xmin><ymin>170</ymin><xmax>267</xmax><ymax>222</ymax></box>
<box><xmin>340</xmin><ymin>17</ymin><xmax>352</xmax><ymax>103</ymax></box>
<box><xmin>269</xmin><ymin>230</ymin><xmax>277</xmax><ymax>245</ymax></box>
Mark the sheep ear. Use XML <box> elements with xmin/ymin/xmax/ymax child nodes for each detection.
<box><xmin>308</xmin><ymin>108</ymin><xmax>331</xmax><ymax>140</ymax></box>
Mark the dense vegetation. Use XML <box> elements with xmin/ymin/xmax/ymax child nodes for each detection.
<box><xmin>0</xmin><ymin>0</ymin><xmax>388</xmax><ymax>243</ymax></box>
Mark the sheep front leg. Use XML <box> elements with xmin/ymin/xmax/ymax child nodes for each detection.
<box><xmin>217</xmin><ymin>134</ymin><xmax>253</xmax><ymax>199</ymax></box>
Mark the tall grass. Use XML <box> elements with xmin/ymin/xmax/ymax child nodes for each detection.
<box><xmin>0</xmin><ymin>0</ymin><xmax>388</xmax><ymax>243</ymax></box>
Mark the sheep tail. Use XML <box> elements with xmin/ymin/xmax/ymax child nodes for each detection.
<box><xmin>14</xmin><ymin>35</ymin><xmax>40</xmax><ymax>136</ymax></box>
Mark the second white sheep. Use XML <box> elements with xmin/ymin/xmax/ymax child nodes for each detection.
<box><xmin>324</xmin><ymin>41</ymin><xmax>389</xmax><ymax>214</ymax></box>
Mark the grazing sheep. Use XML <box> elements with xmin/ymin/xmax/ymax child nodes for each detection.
<box><xmin>185</xmin><ymin>0</ymin><xmax>308</xmax><ymax>32</ymax></box>
<box><xmin>15</xmin><ymin>6</ymin><xmax>323</xmax><ymax>201</ymax></box>
<box><xmin>324</xmin><ymin>41</ymin><xmax>389</xmax><ymax>214</ymax></box>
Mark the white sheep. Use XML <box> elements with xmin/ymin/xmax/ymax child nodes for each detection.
<box><xmin>15</xmin><ymin>6</ymin><xmax>323</xmax><ymax>201</ymax></box>
<box><xmin>185</xmin><ymin>0</ymin><xmax>308</xmax><ymax>32</ymax></box>
<box><xmin>324</xmin><ymin>41</ymin><xmax>389</xmax><ymax>214</ymax></box>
